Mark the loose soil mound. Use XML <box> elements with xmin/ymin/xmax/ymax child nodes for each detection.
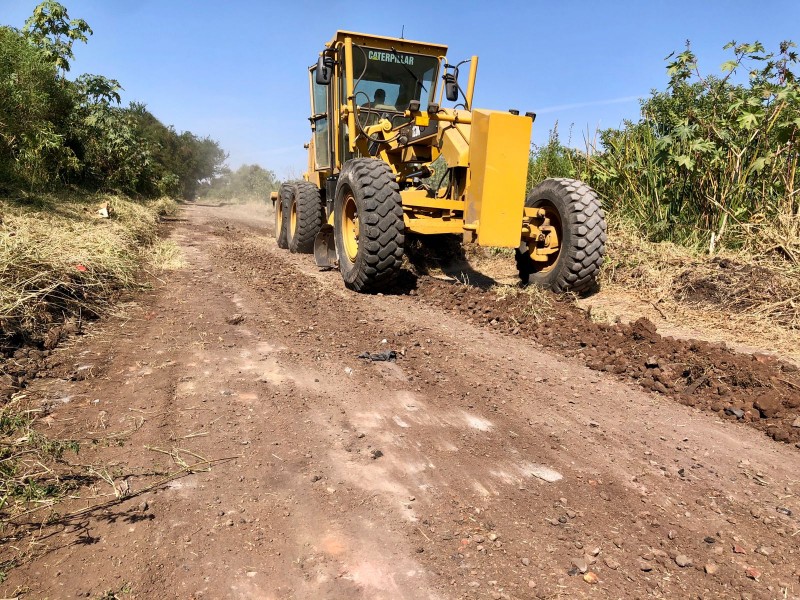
<box><xmin>413</xmin><ymin>277</ymin><xmax>800</xmax><ymax>446</ymax></box>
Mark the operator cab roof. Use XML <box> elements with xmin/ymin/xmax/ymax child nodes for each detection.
<box><xmin>326</xmin><ymin>30</ymin><xmax>448</xmax><ymax>57</ymax></box>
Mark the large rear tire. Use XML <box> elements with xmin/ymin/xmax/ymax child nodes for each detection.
<box><xmin>516</xmin><ymin>178</ymin><xmax>606</xmax><ymax>293</ymax></box>
<box><xmin>275</xmin><ymin>183</ymin><xmax>290</xmax><ymax>249</ymax></box>
<box><xmin>334</xmin><ymin>158</ymin><xmax>405</xmax><ymax>292</ymax></box>
<box><xmin>287</xmin><ymin>181</ymin><xmax>324</xmax><ymax>254</ymax></box>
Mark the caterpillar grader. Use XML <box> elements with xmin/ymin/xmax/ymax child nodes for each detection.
<box><xmin>271</xmin><ymin>31</ymin><xmax>606</xmax><ymax>293</ymax></box>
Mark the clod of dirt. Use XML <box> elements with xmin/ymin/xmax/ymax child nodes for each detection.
<box><xmin>675</xmin><ymin>554</ymin><xmax>692</xmax><ymax>568</ymax></box>
<box><xmin>225</xmin><ymin>313</ymin><xmax>245</xmax><ymax>325</ymax></box>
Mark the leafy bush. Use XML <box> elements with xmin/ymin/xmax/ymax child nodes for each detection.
<box><xmin>584</xmin><ymin>41</ymin><xmax>800</xmax><ymax>255</ymax></box>
<box><xmin>530</xmin><ymin>41</ymin><xmax>800</xmax><ymax>258</ymax></box>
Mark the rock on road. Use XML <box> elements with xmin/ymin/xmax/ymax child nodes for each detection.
<box><xmin>6</xmin><ymin>203</ymin><xmax>799</xmax><ymax>599</ymax></box>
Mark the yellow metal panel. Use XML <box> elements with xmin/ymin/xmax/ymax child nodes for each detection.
<box><xmin>440</xmin><ymin>123</ymin><xmax>471</xmax><ymax>168</ymax></box>
<box><xmin>400</xmin><ymin>188</ymin><xmax>465</xmax><ymax>211</ymax></box>
<box><xmin>406</xmin><ymin>218</ymin><xmax>464</xmax><ymax>235</ymax></box>
<box><xmin>329</xmin><ymin>31</ymin><xmax>447</xmax><ymax>57</ymax></box>
<box><xmin>466</xmin><ymin>109</ymin><xmax>532</xmax><ymax>247</ymax></box>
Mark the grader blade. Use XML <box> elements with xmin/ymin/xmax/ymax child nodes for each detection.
<box><xmin>313</xmin><ymin>224</ymin><xmax>337</xmax><ymax>270</ymax></box>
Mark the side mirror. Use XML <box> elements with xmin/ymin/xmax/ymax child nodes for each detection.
<box><xmin>316</xmin><ymin>54</ymin><xmax>333</xmax><ymax>85</ymax></box>
<box><xmin>443</xmin><ymin>73</ymin><xmax>459</xmax><ymax>102</ymax></box>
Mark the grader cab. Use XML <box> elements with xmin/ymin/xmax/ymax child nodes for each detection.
<box><xmin>272</xmin><ymin>31</ymin><xmax>606</xmax><ymax>293</ymax></box>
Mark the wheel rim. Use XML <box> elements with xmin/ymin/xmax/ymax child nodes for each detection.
<box><xmin>289</xmin><ymin>197</ymin><xmax>298</xmax><ymax>240</ymax></box>
<box><xmin>341</xmin><ymin>192</ymin><xmax>359</xmax><ymax>263</ymax></box>
<box><xmin>526</xmin><ymin>200</ymin><xmax>562</xmax><ymax>274</ymax></box>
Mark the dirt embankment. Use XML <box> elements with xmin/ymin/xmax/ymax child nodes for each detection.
<box><xmin>413</xmin><ymin>278</ymin><xmax>800</xmax><ymax>447</ymax></box>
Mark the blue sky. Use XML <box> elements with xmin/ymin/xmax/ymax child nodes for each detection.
<box><xmin>2</xmin><ymin>1</ymin><xmax>797</xmax><ymax>179</ymax></box>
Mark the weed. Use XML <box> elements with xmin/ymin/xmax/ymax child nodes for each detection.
<box><xmin>493</xmin><ymin>284</ymin><xmax>553</xmax><ymax>323</ymax></box>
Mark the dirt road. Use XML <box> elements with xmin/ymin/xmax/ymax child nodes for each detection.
<box><xmin>5</xmin><ymin>203</ymin><xmax>799</xmax><ymax>599</ymax></box>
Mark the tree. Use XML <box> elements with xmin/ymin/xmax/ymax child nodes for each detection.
<box><xmin>23</xmin><ymin>0</ymin><xmax>91</xmax><ymax>73</ymax></box>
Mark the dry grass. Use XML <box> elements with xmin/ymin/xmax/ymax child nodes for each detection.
<box><xmin>0</xmin><ymin>193</ymin><xmax>177</xmax><ymax>348</ymax></box>
<box><xmin>493</xmin><ymin>283</ymin><xmax>554</xmax><ymax>324</ymax></box>
<box><xmin>149</xmin><ymin>240</ymin><xmax>185</xmax><ymax>271</ymax></box>
<box><xmin>594</xmin><ymin>215</ymin><xmax>800</xmax><ymax>360</ymax></box>
<box><xmin>601</xmin><ymin>217</ymin><xmax>800</xmax><ymax>328</ymax></box>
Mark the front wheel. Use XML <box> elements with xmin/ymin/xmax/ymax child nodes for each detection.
<box><xmin>516</xmin><ymin>178</ymin><xmax>606</xmax><ymax>293</ymax></box>
<box><xmin>333</xmin><ymin>158</ymin><xmax>405</xmax><ymax>292</ymax></box>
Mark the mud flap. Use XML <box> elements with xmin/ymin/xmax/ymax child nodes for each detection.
<box><xmin>314</xmin><ymin>224</ymin><xmax>337</xmax><ymax>270</ymax></box>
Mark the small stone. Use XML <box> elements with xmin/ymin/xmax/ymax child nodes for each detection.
<box><xmin>668</xmin><ymin>530</ymin><xmax>677</xmax><ymax>540</ymax></box>
<box><xmin>705</xmin><ymin>562</ymin><xmax>719</xmax><ymax>575</ymax></box>
<box><xmin>571</xmin><ymin>558</ymin><xmax>588</xmax><ymax>574</ymax></box>
<box><xmin>639</xmin><ymin>561</ymin><xmax>653</xmax><ymax>572</ymax></box>
<box><xmin>792</xmin><ymin>417</ymin><xmax>800</xmax><ymax>428</ymax></box>
<box><xmin>776</xmin><ymin>506</ymin><xmax>793</xmax><ymax>516</ymax></box>
<box><xmin>589</xmin><ymin>547</ymin><xmax>601</xmax><ymax>557</ymax></box>
<box><xmin>521</xmin><ymin>557</ymin><xmax>530</xmax><ymax>566</ymax></box>
<box><xmin>583</xmin><ymin>572</ymin><xmax>599</xmax><ymax>584</ymax></box>
<box><xmin>369</xmin><ymin>449</ymin><xmax>383</xmax><ymax>460</ymax></box>
<box><xmin>225</xmin><ymin>313</ymin><xmax>244</xmax><ymax>325</ymax></box>
<box><xmin>745</xmin><ymin>567</ymin><xmax>761</xmax><ymax>581</ymax></box>
<box><xmin>603</xmin><ymin>557</ymin><xmax>620</xmax><ymax>570</ymax></box>
<box><xmin>733</xmin><ymin>544</ymin><xmax>747</xmax><ymax>554</ymax></box>
<box><xmin>467</xmin><ymin>581</ymin><xmax>480</xmax><ymax>588</ymax></box>
<box><xmin>756</xmin><ymin>546</ymin><xmax>773</xmax><ymax>556</ymax></box>
<box><xmin>488</xmin><ymin>533</ymin><xmax>499</xmax><ymax>542</ymax></box>
<box><xmin>527</xmin><ymin>580</ymin><xmax>537</xmax><ymax>588</ymax></box>
<box><xmin>675</xmin><ymin>555</ymin><xmax>692</xmax><ymax>568</ymax></box>
<box><xmin>310</xmin><ymin>474</ymin><xmax>322</xmax><ymax>482</ymax></box>
<box><xmin>704</xmin><ymin>536</ymin><xmax>716</xmax><ymax>544</ymax></box>
<box><xmin>724</xmin><ymin>407</ymin><xmax>745</xmax><ymax>419</ymax></box>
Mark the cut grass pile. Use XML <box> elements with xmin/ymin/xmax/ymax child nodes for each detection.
<box><xmin>602</xmin><ymin>216</ymin><xmax>800</xmax><ymax>332</ymax></box>
<box><xmin>0</xmin><ymin>192</ymin><xmax>177</xmax><ymax>351</ymax></box>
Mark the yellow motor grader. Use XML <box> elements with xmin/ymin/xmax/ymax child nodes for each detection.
<box><xmin>272</xmin><ymin>31</ymin><xmax>606</xmax><ymax>293</ymax></box>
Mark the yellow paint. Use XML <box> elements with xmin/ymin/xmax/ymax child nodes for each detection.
<box><xmin>401</xmin><ymin>189</ymin><xmax>465</xmax><ymax>211</ymax></box>
<box><xmin>406</xmin><ymin>218</ymin><xmax>464</xmax><ymax>235</ymax></box>
<box><xmin>466</xmin><ymin>109</ymin><xmax>531</xmax><ymax>247</ymax></box>
<box><xmin>440</xmin><ymin>124</ymin><xmax>471</xmax><ymax>168</ymax></box>
<box><xmin>344</xmin><ymin>37</ymin><xmax>356</xmax><ymax>153</ymax></box>
<box><xmin>465</xmin><ymin>56</ymin><xmax>478</xmax><ymax>109</ymax></box>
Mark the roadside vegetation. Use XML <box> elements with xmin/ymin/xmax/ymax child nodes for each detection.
<box><xmin>524</xmin><ymin>40</ymin><xmax>799</xmax><ymax>350</ymax></box>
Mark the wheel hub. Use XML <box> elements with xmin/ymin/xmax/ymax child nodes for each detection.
<box><xmin>526</xmin><ymin>202</ymin><xmax>561</xmax><ymax>273</ymax></box>
<box><xmin>341</xmin><ymin>193</ymin><xmax>359</xmax><ymax>263</ymax></box>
